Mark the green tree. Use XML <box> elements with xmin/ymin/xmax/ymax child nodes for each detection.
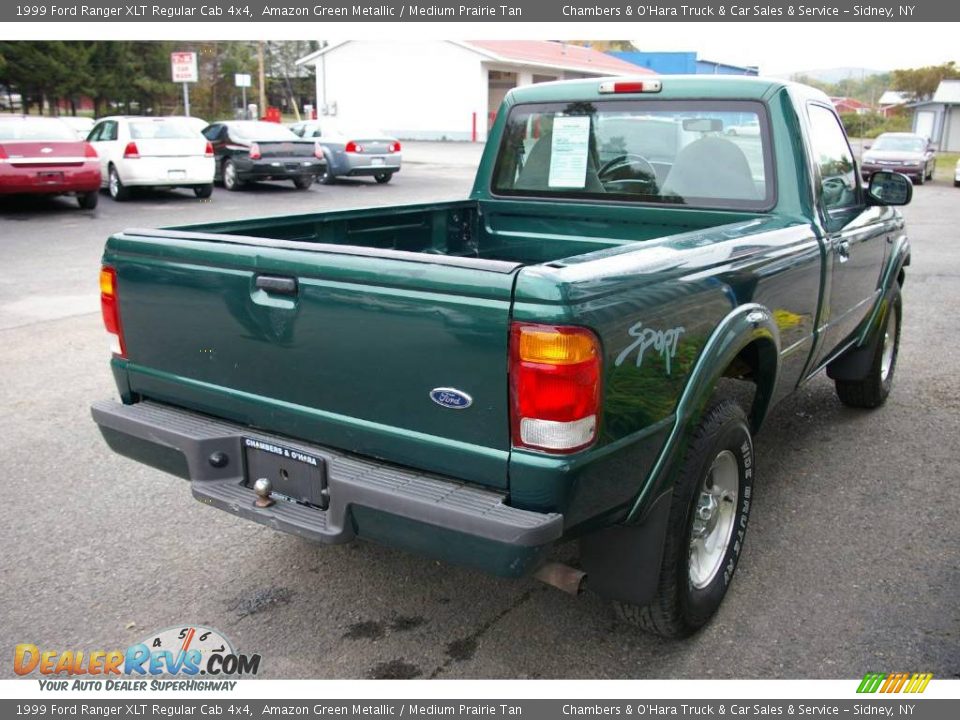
<box><xmin>892</xmin><ymin>62</ymin><xmax>960</xmax><ymax>102</ymax></box>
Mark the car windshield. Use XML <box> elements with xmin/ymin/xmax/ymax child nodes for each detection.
<box><xmin>129</xmin><ymin>120</ymin><xmax>198</xmax><ymax>140</ymax></box>
<box><xmin>230</xmin><ymin>122</ymin><xmax>298</xmax><ymax>140</ymax></box>
<box><xmin>0</xmin><ymin>119</ymin><xmax>78</xmax><ymax>141</ymax></box>
<box><xmin>491</xmin><ymin>100</ymin><xmax>774</xmax><ymax>209</ymax></box>
<box><xmin>871</xmin><ymin>136</ymin><xmax>926</xmax><ymax>152</ymax></box>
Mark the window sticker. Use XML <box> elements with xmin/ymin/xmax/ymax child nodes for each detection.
<box><xmin>548</xmin><ymin>116</ymin><xmax>591</xmax><ymax>188</ymax></box>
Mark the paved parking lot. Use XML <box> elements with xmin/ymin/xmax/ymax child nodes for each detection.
<box><xmin>1</xmin><ymin>151</ymin><xmax>957</xmax><ymax>679</ymax></box>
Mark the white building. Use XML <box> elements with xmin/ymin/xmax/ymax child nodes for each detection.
<box><xmin>911</xmin><ymin>80</ymin><xmax>960</xmax><ymax>151</ymax></box>
<box><xmin>295</xmin><ymin>41</ymin><xmax>646</xmax><ymax>142</ymax></box>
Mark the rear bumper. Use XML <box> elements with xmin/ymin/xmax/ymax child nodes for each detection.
<box><xmin>120</xmin><ymin>156</ymin><xmax>214</xmax><ymax>187</ymax></box>
<box><xmin>0</xmin><ymin>164</ymin><xmax>100</xmax><ymax>194</ymax></box>
<box><xmin>343</xmin><ymin>153</ymin><xmax>401</xmax><ymax>176</ymax></box>
<box><xmin>239</xmin><ymin>158</ymin><xmax>324</xmax><ymax>180</ymax></box>
<box><xmin>91</xmin><ymin>399</ymin><xmax>561</xmax><ymax>577</ymax></box>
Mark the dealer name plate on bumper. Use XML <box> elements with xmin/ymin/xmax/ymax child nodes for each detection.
<box><xmin>243</xmin><ymin>437</ymin><xmax>328</xmax><ymax>509</ymax></box>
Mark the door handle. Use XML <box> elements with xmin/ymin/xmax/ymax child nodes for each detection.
<box><xmin>255</xmin><ymin>275</ymin><xmax>298</xmax><ymax>295</ymax></box>
<box><xmin>836</xmin><ymin>239</ymin><xmax>850</xmax><ymax>262</ymax></box>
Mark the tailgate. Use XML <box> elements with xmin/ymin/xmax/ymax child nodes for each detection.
<box><xmin>104</xmin><ymin>231</ymin><xmax>520</xmax><ymax>488</ymax></box>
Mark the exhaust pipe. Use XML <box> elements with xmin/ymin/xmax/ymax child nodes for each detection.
<box><xmin>533</xmin><ymin>562</ymin><xmax>586</xmax><ymax>596</ymax></box>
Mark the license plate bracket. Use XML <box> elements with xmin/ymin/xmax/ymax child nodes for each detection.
<box><xmin>371</xmin><ymin>157</ymin><xmax>385</xmax><ymax>166</ymax></box>
<box><xmin>243</xmin><ymin>438</ymin><xmax>328</xmax><ymax>509</ymax></box>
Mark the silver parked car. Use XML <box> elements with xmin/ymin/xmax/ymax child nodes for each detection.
<box><xmin>288</xmin><ymin>119</ymin><xmax>401</xmax><ymax>184</ymax></box>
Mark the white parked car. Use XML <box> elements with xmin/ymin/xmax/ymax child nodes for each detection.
<box><xmin>86</xmin><ymin>116</ymin><xmax>215</xmax><ymax>200</ymax></box>
<box><xmin>59</xmin><ymin>116</ymin><xmax>96</xmax><ymax>140</ymax></box>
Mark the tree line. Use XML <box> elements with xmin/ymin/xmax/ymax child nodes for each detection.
<box><xmin>0</xmin><ymin>41</ymin><xmax>319</xmax><ymax>120</ymax></box>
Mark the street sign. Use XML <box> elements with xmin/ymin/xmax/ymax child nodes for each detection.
<box><xmin>235</xmin><ymin>73</ymin><xmax>252</xmax><ymax>88</ymax></box>
<box><xmin>170</xmin><ymin>52</ymin><xmax>198</xmax><ymax>83</ymax></box>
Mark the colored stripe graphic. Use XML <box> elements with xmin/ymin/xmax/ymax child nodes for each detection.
<box><xmin>857</xmin><ymin>672</ymin><xmax>932</xmax><ymax>693</ymax></box>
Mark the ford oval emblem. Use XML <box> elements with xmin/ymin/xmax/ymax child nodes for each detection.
<box><xmin>429</xmin><ymin>387</ymin><xmax>473</xmax><ymax>410</ymax></box>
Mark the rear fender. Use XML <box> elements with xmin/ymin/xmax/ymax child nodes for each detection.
<box><xmin>625</xmin><ymin>303</ymin><xmax>781</xmax><ymax>525</ymax></box>
<box><xmin>582</xmin><ymin>304</ymin><xmax>779</xmax><ymax>605</ymax></box>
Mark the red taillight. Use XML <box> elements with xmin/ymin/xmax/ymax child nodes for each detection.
<box><xmin>314</xmin><ymin>142</ymin><xmax>324</xmax><ymax>159</ymax></box>
<box><xmin>204</xmin><ymin>141</ymin><xmax>214</xmax><ymax>158</ymax></box>
<box><xmin>509</xmin><ymin>323</ymin><xmax>601</xmax><ymax>454</ymax></box>
<box><xmin>99</xmin><ymin>266</ymin><xmax>126</xmax><ymax>358</ymax></box>
<box><xmin>123</xmin><ymin>142</ymin><xmax>139</xmax><ymax>159</ymax></box>
<box><xmin>389</xmin><ymin>141</ymin><xmax>401</xmax><ymax>153</ymax></box>
<box><xmin>598</xmin><ymin>79</ymin><xmax>663</xmax><ymax>95</ymax></box>
<box><xmin>248</xmin><ymin>142</ymin><xmax>261</xmax><ymax>160</ymax></box>
<box><xmin>83</xmin><ymin>143</ymin><xmax>98</xmax><ymax>159</ymax></box>
<box><xmin>345</xmin><ymin>140</ymin><xmax>363</xmax><ymax>153</ymax></box>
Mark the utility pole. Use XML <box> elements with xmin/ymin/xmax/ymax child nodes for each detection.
<box><xmin>258</xmin><ymin>41</ymin><xmax>266</xmax><ymax>119</ymax></box>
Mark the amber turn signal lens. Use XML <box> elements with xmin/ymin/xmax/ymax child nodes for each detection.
<box><xmin>518</xmin><ymin>326</ymin><xmax>598</xmax><ymax>365</ymax></box>
<box><xmin>99</xmin><ymin>267</ymin><xmax>115</xmax><ymax>297</ymax></box>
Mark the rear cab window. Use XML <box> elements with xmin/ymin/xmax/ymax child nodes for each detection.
<box><xmin>491</xmin><ymin>99</ymin><xmax>776</xmax><ymax>211</ymax></box>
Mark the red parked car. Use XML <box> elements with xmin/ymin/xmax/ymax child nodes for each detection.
<box><xmin>0</xmin><ymin>116</ymin><xmax>101</xmax><ymax>209</ymax></box>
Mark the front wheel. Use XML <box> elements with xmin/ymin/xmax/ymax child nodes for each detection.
<box><xmin>193</xmin><ymin>183</ymin><xmax>213</xmax><ymax>199</ymax></box>
<box><xmin>77</xmin><ymin>190</ymin><xmax>98</xmax><ymax>209</ymax></box>
<box><xmin>292</xmin><ymin>175</ymin><xmax>313</xmax><ymax>190</ymax></box>
<box><xmin>915</xmin><ymin>171</ymin><xmax>925</xmax><ymax>186</ymax></box>
<box><xmin>374</xmin><ymin>172</ymin><xmax>393</xmax><ymax>184</ymax></box>
<box><xmin>614</xmin><ymin>400</ymin><xmax>754</xmax><ymax>638</ymax></box>
<box><xmin>835</xmin><ymin>287</ymin><xmax>901</xmax><ymax>408</ymax></box>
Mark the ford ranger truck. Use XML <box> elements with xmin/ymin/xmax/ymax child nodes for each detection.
<box><xmin>92</xmin><ymin>77</ymin><xmax>912</xmax><ymax>637</ymax></box>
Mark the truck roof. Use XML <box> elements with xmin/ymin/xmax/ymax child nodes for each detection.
<box><xmin>505</xmin><ymin>74</ymin><xmax>827</xmax><ymax>105</ymax></box>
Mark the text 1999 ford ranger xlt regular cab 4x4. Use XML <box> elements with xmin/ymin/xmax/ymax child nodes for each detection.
<box><xmin>92</xmin><ymin>77</ymin><xmax>912</xmax><ymax>637</ymax></box>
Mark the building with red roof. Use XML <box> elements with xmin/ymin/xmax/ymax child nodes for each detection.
<box><xmin>297</xmin><ymin>41</ymin><xmax>650</xmax><ymax>142</ymax></box>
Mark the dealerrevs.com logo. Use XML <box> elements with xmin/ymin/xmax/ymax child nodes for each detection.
<box><xmin>14</xmin><ymin>626</ymin><xmax>261</xmax><ymax>691</ymax></box>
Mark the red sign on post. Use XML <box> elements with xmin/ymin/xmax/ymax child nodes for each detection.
<box><xmin>170</xmin><ymin>52</ymin><xmax>198</xmax><ymax>83</ymax></box>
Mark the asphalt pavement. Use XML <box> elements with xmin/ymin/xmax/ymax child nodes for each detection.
<box><xmin>0</xmin><ymin>150</ymin><xmax>957</xmax><ymax>679</ymax></box>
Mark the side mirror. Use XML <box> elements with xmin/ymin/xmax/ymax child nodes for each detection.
<box><xmin>866</xmin><ymin>171</ymin><xmax>912</xmax><ymax>206</ymax></box>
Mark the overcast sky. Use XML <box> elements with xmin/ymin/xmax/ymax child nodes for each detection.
<box><xmin>632</xmin><ymin>23</ymin><xmax>956</xmax><ymax>75</ymax></box>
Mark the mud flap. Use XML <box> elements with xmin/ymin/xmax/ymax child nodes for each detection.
<box><xmin>579</xmin><ymin>491</ymin><xmax>672</xmax><ymax>605</ymax></box>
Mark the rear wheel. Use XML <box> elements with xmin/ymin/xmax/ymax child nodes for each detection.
<box><xmin>374</xmin><ymin>172</ymin><xmax>393</xmax><ymax>184</ymax></box>
<box><xmin>77</xmin><ymin>190</ymin><xmax>98</xmax><ymax>209</ymax></box>
<box><xmin>292</xmin><ymin>175</ymin><xmax>313</xmax><ymax>190</ymax></box>
<box><xmin>193</xmin><ymin>183</ymin><xmax>213</xmax><ymax>199</ymax></box>
<box><xmin>835</xmin><ymin>286</ymin><xmax>901</xmax><ymax>408</ymax></box>
<box><xmin>223</xmin><ymin>160</ymin><xmax>242</xmax><ymax>191</ymax></box>
<box><xmin>108</xmin><ymin>166</ymin><xmax>129</xmax><ymax>201</ymax></box>
<box><xmin>614</xmin><ymin>400</ymin><xmax>754</xmax><ymax>638</ymax></box>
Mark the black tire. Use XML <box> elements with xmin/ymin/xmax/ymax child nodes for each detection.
<box><xmin>222</xmin><ymin>160</ymin><xmax>243</xmax><ymax>191</ymax></box>
<box><xmin>292</xmin><ymin>175</ymin><xmax>313</xmax><ymax>190</ymax></box>
<box><xmin>317</xmin><ymin>163</ymin><xmax>336</xmax><ymax>185</ymax></box>
<box><xmin>374</xmin><ymin>172</ymin><xmax>393</xmax><ymax>184</ymax></box>
<box><xmin>954</xmin><ymin>179</ymin><xmax>960</xmax><ymax>188</ymax></box>
<box><xmin>193</xmin><ymin>183</ymin><xmax>213</xmax><ymax>199</ymax></box>
<box><xmin>915</xmin><ymin>171</ymin><xmax>925</xmax><ymax>186</ymax></box>
<box><xmin>614</xmin><ymin>400</ymin><xmax>754</xmax><ymax>638</ymax></box>
<box><xmin>835</xmin><ymin>286</ymin><xmax>901</xmax><ymax>408</ymax></box>
<box><xmin>108</xmin><ymin>165</ymin><xmax>129</xmax><ymax>201</ymax></box>
<box><xmin>77</xmin><ymin>190</ymin><xmax>98</xmax><ymax>209</ymax></box>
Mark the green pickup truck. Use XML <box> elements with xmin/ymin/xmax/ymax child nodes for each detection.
<box><xmin>92</xmin><ymin>76</ymin><xmax>912</xmax><ymax>638</ymax></box>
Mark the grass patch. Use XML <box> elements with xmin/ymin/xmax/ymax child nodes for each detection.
<box><xmin>934</xmin><ymin>151</ymin><xmax>959</xmax><ymax>182</ymax></box>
